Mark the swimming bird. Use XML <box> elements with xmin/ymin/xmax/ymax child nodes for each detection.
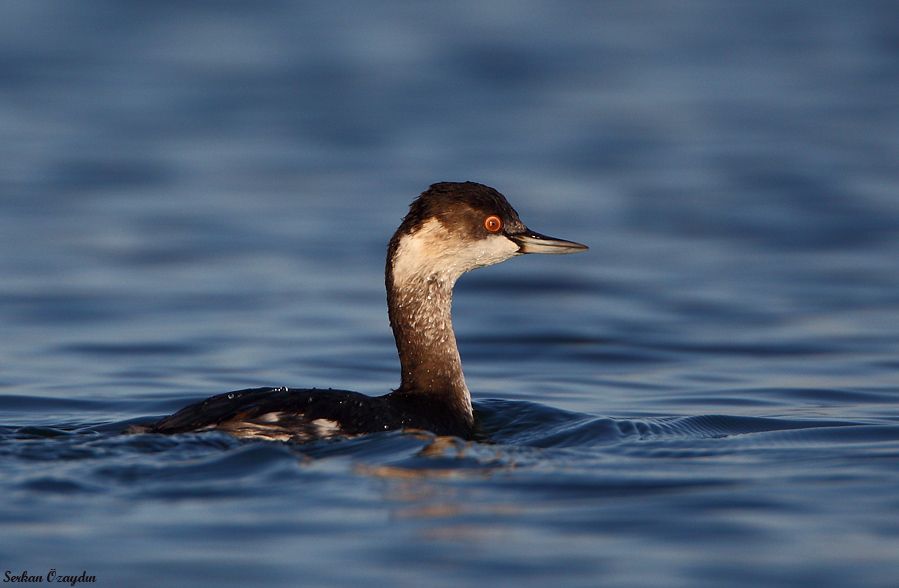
<box><xmin>148</xmin><ymin>182</ymin><xmax>587</xmax><ymax>441</ymax></box>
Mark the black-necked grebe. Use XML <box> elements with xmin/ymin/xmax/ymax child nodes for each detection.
<box><xmin>148</xmin><ymin>182</ymin><xmax>587</xmax><ymax>441</ymax></box>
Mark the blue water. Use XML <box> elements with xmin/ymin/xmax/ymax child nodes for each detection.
<box><xmin>2</xmin><ymin>1</ymin><xmax>899</xmax><ymax>586</ymax></box>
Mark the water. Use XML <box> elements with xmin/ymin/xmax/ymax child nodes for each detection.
<box><xmin>2</xmin><ymin>1</ymin><xmax>898</xmax><ymax>586</ymax></box>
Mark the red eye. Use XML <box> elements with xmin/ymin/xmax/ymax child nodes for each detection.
<box><xmin>484</xmin><ymin>215</ymin><xmax>502</xmax><ymax>233</ymax></box>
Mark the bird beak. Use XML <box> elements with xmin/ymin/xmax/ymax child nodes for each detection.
<box><xmin>510</xmin><ymin>230</ymin><xmax>589</xmax><ymax>254</ymax></box>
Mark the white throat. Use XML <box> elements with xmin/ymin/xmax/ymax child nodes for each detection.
<box><xmin>392</xmin><ymin>218</ymin><xmax>520</xmax><ymax>288</ymax></box>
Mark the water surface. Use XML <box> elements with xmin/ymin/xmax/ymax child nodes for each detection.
<box><xmin>1</xmin><ymin>1</ymin><xmax>898</xmax><ymax>587</ymax></box>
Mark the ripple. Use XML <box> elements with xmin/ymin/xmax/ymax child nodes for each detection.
<box><xmin>60</xmin><ymin>342</ymin><xmax>203</xmax><ymax>357</ymax></box>
<box><xmin>0</xmin><ymin>395</ymin><xmax>108</xmax><ymax>412</ymax></box>
<box><xmin>476</xmin><ymin>399</ymin><xmax>865</xmax><ymax>449</ymax></box>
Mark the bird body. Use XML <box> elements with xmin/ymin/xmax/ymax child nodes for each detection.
<box><xmin>149</xmin><ymin>182</ymin><xmax>587</xmax><ymax>441</ymax></box>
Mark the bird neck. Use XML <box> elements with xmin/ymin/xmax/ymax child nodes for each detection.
<box><xmin>385</xmin><ymin>233</ymin><xmax>473</xmax><ymax>425</ymax></box>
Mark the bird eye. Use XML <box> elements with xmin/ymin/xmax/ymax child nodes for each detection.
<box><xmin>484</xmin><ymin>215</ymin><xmax>502</xmax><ymax>233</ymax></box>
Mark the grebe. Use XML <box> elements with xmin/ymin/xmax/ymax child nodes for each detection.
<box><xmin>148</xmin><ymin>182</ymin><xmax>587</xmax><ymax>441</ymax></box>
